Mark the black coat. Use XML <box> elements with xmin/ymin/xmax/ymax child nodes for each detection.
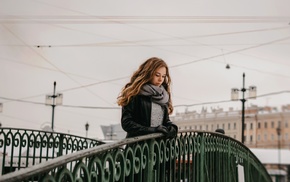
<box><xmin>121</xmin><ymin>95</ymin><xmax>177</xmax><ymax>138</ymax></box>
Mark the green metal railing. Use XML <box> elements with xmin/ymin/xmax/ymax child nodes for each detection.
<box><xmin>0</xmin><ymin>130</ymin><xmax>271</xmax><ymax>182</ymax></box>
<box><xmin>0</xmin><ymin>128</ymin><xmax>105</xmax><ymax>176</ymax></box>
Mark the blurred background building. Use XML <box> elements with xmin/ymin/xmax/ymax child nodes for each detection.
<box><xmin>100</xmin><ymin>124</ymin><xmax>126</xmax><ymax>142</ymax></box>
<box><xmin>170</xmin><ymin>104</ymin><xmax>290</xmax><ymax>181</ymax></box>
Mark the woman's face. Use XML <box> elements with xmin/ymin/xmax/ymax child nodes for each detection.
<box><xmin>150</xmin><ymin>67</ymin><xmax>166</xmax><ymax>87</ymax></box>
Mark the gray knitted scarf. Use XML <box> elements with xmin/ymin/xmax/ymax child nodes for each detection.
<box><xmin>139</xmin><ymin>84</ymin><xmax>169</xmax><ymax>106</ymax></box>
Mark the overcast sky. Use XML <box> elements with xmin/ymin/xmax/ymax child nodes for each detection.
<box><xmin>1</xmin><ymin>0</ymin><xmax>290</xmax><ymax>139</ymax></box>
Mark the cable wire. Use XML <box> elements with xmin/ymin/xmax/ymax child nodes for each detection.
<box><xmin>1</xmin><ymin>90</ymin><xmax>290</xmax><ymax>110</ymax></box>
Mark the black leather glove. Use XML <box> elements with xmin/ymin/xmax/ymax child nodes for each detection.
<box><xmin>166</xmin><ymin>125</ymin><xmax>177</xmax><ymax>139</ymax></box>
<box><xmin>156</xmin><ymin>125</ymin><xmax>169</xmax><ymax>135</ymax></box>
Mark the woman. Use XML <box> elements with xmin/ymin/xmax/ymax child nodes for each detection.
<box><xmin>117</xmin><ymin>57</ymin><xmax>178</xmax><ymax>138</ymax></box>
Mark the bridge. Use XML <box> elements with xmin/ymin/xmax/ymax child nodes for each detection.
<box><xmin>0</xmin><ymin>127</ymin><xmax>271</xmax><ymax>182</ymax></box>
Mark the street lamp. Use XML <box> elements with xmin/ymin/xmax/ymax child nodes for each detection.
<box><xmin>231</xmin><ymin>73</ymin><xmax>256</xmax><ymax>143</ymax></box>
<box><xmin>45</xmin><ymin>81</ymin><xmax>63</xmax><ymax>131</ymax></box>
<box><xmin>85</xmin><ymin>122</ymin><xmax>89</xmax><ymax>138</ymax></box>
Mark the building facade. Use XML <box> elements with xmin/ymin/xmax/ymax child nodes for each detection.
<box><xmin>171</xmin><ymin>107</ymin><xmax>241</xmax><ymax>141</ymax></box>
<box><xmin>170</xmin><ymin>105</ymin><xmax>290</xmax><ymax>149</ymax></box>
<box><xmin>170</xmin><ymin>104</ymin><xmax>290</xmax><ymax>181</ymax></box>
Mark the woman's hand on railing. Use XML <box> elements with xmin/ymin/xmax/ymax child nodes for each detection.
<box><xmin>155</xmin><ymin>125</ymin><xmax>169</xmax><ymax>135</ymax></box>
<box><xmin>155</xmin><ymin>125</ymin><xmax>177</xmax><ymax>139</ymax></box>
<box><xmin>166</xmin><ymin>126</ymin><xmax>177</xmax><ymax>139</ymax></box>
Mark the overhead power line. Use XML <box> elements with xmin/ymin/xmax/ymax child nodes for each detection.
<box><xmin>1</xmin><ymin>2</ymin><xmax>290</xmax><ymax>101</ymax></box>
<box><xmin>170</xmin><ymin>35</ymin><xmax>290</xmax><ymax>68</ymax></box>
<box><xmin>2</xmin><ymin>24</ymin><xmax>114</xmax><ymax>106</ymax></box>
<box><xmin>1</xmin><ymin>90</ymin><xmax>290</xmax><ymax>110</ymax></box>
<box><xmin>0</xmin><ymin>96</ymin><xmax>120</xmax><ymax>109</ymax></box>
<box><xmin>1</xmin><ymin>15</ymin><xmax>290</xmax><ymax>24</ymax></box>
<box><xmin>2</xmin><ymin>26</ymin><xmax>288</xmax><ymax>48</ymax></box>
<box><xmin>174</xmin><ymin>90</ymin><xmax>290</xmax><ymax>108</ymax></box>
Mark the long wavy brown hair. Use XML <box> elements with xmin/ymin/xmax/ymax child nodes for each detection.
<box><xmin>117</xmin><ymin>57</ymin><xmax>173</xmax><ymax>114</ymax></box>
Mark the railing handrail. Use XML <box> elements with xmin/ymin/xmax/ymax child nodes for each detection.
<box><xmin>0</xmin><ymin>127</ymin><xmax>105</xmax><ymax>143</ymax></box>
<box><xmin>0</xmin><ymin>133</ymin><xmax>163</xmax><ymax>182</ymax></box>
<box><xmin>0</xmin><ymin>127</ymin><xmax>105</xmax><ymax>176</ymax></box>
<box><xmin>180</xmin><ymin>129</ymin><xmax>267</xmax><ymax>170</ymax></box>
<box><xmin>0</xmin><ymin>130</ymin><xmax>272</xmax><ymax>182</ymax></box>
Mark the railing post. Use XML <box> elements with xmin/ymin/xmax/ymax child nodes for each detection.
<box><xmin>245</xmin><ymin>151</ymin><xmax>250</xmax><ymax>181</ymax></box>
<box><xmin>227</xmin><ymin>141</ymin><xmax>231</xmax><ymax>182</ymax></box>
<box><xmin>200</xmin><ymin>134</ymin><xmax>205</xmax><ymax>182</ymax></box>
<box><xmin>57</xmin><ymin>134</ymin><xmax>64</xmax><ymax>157</ymax></box>
<box><xmin>145</xmin><ymin>139</ymin><xmax>155</xmax><ymax>182</ymax></box>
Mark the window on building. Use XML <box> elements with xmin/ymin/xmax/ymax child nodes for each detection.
<box><xmin>250</xmin><ymin>123</ymin><xmax>253</xmax><ymax>130</ymax></box>
<box><xmin>200</xmin><ymin>125</ymin><xmax>202</xmax><ymax>130</ymax></box>
<box><xmin>185</xmin><ymin>126</ymin><xmax>187</xmax><ymax>129</ymax></box>
<box><xmin>264</xmin><ymin>122</ymin><xmax>267</xmax><ymax>128</ymax></box>
<box><xmin>264</xmin><ymin>134</ymin><xmax>267</xmax><ymax>141</ymax></box>
<box><xmin>257</xmin><ymin>135</ymin><xmax>260</xmax><ymax>141</ymax></box>
<box><xmin>285</xmin><ymin>121</ymin><xmax>288</xmax><ymax>128</ymax></box>
<box><xmin>228</xmin><ymin>123</ymin><xmax>230</xmax><ymax>130</ymax></box>
<box><xmin>190</xmin><ymin>126</ymin><xmax>192</xmax><ymax>129</ymax></box>
<box><xmin>271</xmin><ymin>134</ymin><xmax>274</xmax><ymax>141</ymax></box>
<box><xmin>285</xmin><ymin>133</ymin><xmax>288</xmax><ymax>140</ymax></box>
<box><xmin>195</xmin><ymin>125</ymin><xmax>197</xmax><ymax>130</ymax></box>
<box><xmin>222</xmin><ymin>124</ymin><xmax>225</xmax><ymax>129</ymax></box>
<box><xmin>217</xmin><ymin>124</ymin><xmax>219</xmax><ymax>129</ymax></box>
<box><xmin>258</xmin><ymin>122</ymin><xmax>261</xmax><ymax>129</ymax></box>
<box><xmin>234</xmin><ymin>123</ymin><xmax>236</xmax><ymax>129</ymax></box>
<box><xmin>206</xmin><ymin>125</ymin><xmax>208</xmax><ymax>130</ymax></box>
<box><xmin>234</xmin><ymin>135</ymin><xmax>236</xmax><ymax>139</ymax></box>
<box><xmin>250</xmin><ymin>135</ymin><xmax>253</xmax><ymax>142</ymax></box>
<box><xmin>271</xmin><ymin>121</ymin><xmax>274</xmax><ymax>128</ymax></box>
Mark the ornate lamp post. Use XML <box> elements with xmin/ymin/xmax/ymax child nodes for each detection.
<box><xmin>85</xmin><ymin>122</ymin><xmax>89</xmax><ymax>138</ymax></box>
<box><xmin>45</xmin><ymin>81</ymin><xmax>63</xmax><ymax>131</ymax></box>
<box><xmin>231</xmin><ymin>73</ymin><xmax>256</xmax><ymax>143</ymax></box>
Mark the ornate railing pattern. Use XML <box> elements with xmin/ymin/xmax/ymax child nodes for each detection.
<box><xmin>0</xmin><ymin>130</ymin><xmax>271</xmax><ymax>182</ymax></box>
<box><xmin>0</xmin><ymin>127</ymin><xmax>105</xmax><ymax>175</ymax></box>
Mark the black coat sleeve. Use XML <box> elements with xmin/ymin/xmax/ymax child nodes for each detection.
<box><xmin>121</xmin><ymin>97</ymin><xmax>156</xmax><ymax>137</ymax></box>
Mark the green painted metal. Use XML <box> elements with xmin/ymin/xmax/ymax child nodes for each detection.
<box><xmin>0</xmin><ymin>130</ymin><xmax>271</xmax><ymax>182</ymax></box>
<box><xmin>0</xmin><ymin>127</ymin><xmax>105</xmax><ymax>175</ymax></box>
